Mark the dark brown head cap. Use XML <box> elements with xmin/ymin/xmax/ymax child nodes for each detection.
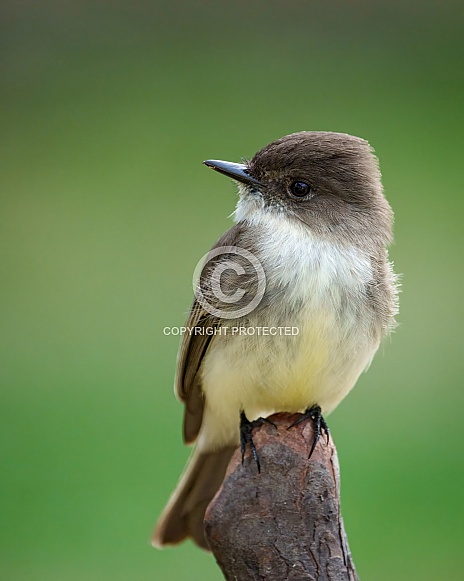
<box><xmin>249</xmin><ymin>132</ymin><xmax>381</xmax><ymax>205</ymax></box>
<box><xmin>245</xmin><ymin>131</ymin><xmax>393</xmax><ymax>248</ymax></box>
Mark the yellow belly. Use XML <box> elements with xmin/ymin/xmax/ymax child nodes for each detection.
<box><xmin>198</xmin><ymin>309</ymin><xmax>377</xmax><ymax>451</ymax></box>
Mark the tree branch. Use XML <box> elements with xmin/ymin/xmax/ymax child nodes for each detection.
<box><xmin>204</xmin><ymin>412</ymin><xmax>359</xmax><ymax>581</ymax></box>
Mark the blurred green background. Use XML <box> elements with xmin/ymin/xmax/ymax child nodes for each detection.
<box><xmin>1</xmin><ymin>1</ymin><xmax>463</xmax><ymax>579</ymax></box>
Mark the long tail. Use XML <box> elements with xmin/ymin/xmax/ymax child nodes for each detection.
<box><xmin>152</xmin><ymin>445</ymin><xmax>236</xmax><ymax>550</ymax></box>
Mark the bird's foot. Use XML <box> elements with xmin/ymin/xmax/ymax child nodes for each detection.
<box><xmin>287</xmin><ymin>404</ymin><xmax>330</xmax><ymax>459</ymax></box>
<box><xmin>240</xmin><ymin>412</ymin><xmax>276</xmax><ymax>473</ymax></box>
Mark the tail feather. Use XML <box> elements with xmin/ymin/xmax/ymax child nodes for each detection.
<box><xmin>152</xmin><ymin>446</ymin><xmax>236</xmax><ymax>550</ymax></box>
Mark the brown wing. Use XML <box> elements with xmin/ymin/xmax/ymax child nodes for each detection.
<box><xmin>175</xmin><ymin>299</ymin><xmax>219</xmax><ymax>444</ymax></box>
<box><xmin>175</xmin><ymin>223</ymin><xmax>246</xmax><ymax>444</ymax></box>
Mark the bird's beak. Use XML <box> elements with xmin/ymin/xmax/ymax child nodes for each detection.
<box><xmin>203</xmin><ymin>159</ymin><xmax>262</xmax><ymax>187</ymax></box>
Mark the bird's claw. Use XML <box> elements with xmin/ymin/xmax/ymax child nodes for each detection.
<box><xmin>287</xmin><ymin>404</ymin><xmax>330</xmax><ymax>459</ymax></box>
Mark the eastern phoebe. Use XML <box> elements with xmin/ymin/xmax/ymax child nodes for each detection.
<box><xmin>153</xmin><ymin>131</ymin><xmax>398</xmax><ymax>549</ymax></box>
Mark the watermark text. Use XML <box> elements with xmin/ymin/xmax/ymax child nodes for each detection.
<box><xmin>163</xmin><ymin>326</ymin><xmax>299</xmax><ymax>337</ymax></box>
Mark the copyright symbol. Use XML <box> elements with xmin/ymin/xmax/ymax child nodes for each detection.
<box><xmin>192</xmin><ymin>246</ymin><xmax>266</xmax><ymax>319</ymax></box>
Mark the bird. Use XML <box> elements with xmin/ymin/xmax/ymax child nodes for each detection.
<box><xmin>152</xmin><ymin>131</ymin><xmax>399</xmax><ymax>550</ymax></box>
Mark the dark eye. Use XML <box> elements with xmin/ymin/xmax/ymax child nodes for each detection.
<box><xmin>290</xmin><ymin>181</ymin><xmax>311</xmax><ymax>197</ymax></box>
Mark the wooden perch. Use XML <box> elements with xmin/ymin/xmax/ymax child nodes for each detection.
<box><xmin>204</xmin><ymin>412</ymin><xmax>359</xmax><ymax>581</ymax></box>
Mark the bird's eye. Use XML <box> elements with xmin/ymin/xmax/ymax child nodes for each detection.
<box><xmin>290</xmin><ymin>181</ymin><xmax>311</xmax><ymax>198</ymax></box>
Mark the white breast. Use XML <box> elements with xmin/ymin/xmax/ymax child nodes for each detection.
<box><xmin>198</xmin><ymin>207</ymin><xmax>380</xmax><ymax>451</ymax></box>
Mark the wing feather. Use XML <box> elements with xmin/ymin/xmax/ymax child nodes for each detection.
<box><xmin>174</xmin><ymin>223</ymin><xmax>246</xmax><ymax>444</ymax></box>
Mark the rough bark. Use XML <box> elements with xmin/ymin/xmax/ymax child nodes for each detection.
<box><xmin>204</xmin><ymin>412</ymin><xmax>359</xmax><ymax>581</ymax></box>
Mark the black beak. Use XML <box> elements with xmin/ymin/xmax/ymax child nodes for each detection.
<box><xmin>203</xmin><ymin>159</ymin><xmax>262</xmax><ymax>187</ymax></box>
